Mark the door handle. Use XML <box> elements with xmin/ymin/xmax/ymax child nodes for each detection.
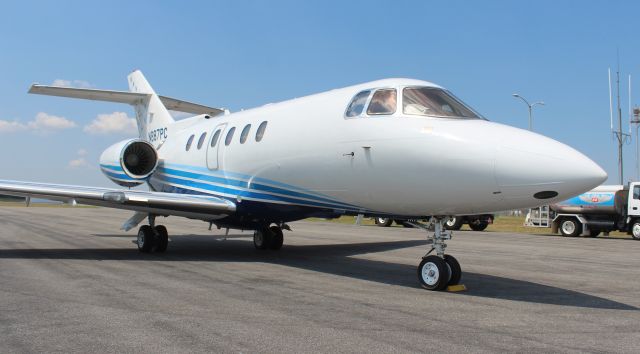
<box><xmin>634</xmin><ymin>207</ymin><xmax>638</xmax><ymax>210</ymax></box>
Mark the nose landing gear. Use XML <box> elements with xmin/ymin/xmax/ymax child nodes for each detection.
<box><xmin>410</xmin><ymin>217</ymin><xmax>462</xmax><ymax>291</ymax></box>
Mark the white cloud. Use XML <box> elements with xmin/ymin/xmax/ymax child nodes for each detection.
<box><xmin>0</xmin><ymin>112</ymin><xmax>76</xmax><ymax>133</ymax></box>
<box><xmin>83</xmin><ymin>112</ymin><xmax>137</xmax><ymax>135</ymax></box>
<box><xmin>28</xmin><ymin>112</ymin><xmax>76</xmax><ymax>131</ymax></box>
<box><xmin>52</xmin><ymin>79</ymin><xmax>93</xmax><ymax>88</ymax></box>
<box><xmin>68</xmin><ymin>148</ymin><xmax>91</xmax><ymax>169</ymax></box>
<box><xmin>68</xmin><ymin>157</ymin><xmax>90</xmax><ymax>168</ymax></box>
<box><xmin>0</xmin><ymin>120</ymin><xmax>27</xmax><ymax>133</ymax></box>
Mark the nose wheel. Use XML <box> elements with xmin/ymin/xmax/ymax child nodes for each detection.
<box><xmin>410</xmin><ymin>217</ymin><xmax>462</xmax><ymax>291</ymax></box>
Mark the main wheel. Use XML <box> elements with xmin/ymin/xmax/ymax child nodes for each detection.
<box><xmin>631</xmin><ymin>222</ymin><xmax>640</xmax><ymax>240</ymax></box>
<box><xmin>269</xmin><ymin>226</ymin><xmax>284</xmax><ymax>250</ymax></box>
<box><xmin>560</xmin><ymin>218</ymin><xmax>581</xmax><ymax>237</ymax></box>
<box><xmin>375</xmin><ymin>217</ymin><xmax>393</xmax><ymax>227</ymax></box>
<box><xmin>137</xmin><ymin>225</ymin><xmax>155</xmax><ymax>253</ymax></box>
<box><xmin>444</xmin><ymin>217</ymin><xmax>463</xmax><ymax>231</ymax></box>
<box><xmin>155</xmin><ymin>225</ymin><xmax>169</xmax><ymax>252</ymax></box>
<box><xmin>417</xmin><ymin>255</ymin><xmax>450</xmax><ymax>291</ymax></box>
<box><xmin>253</xmin><ymin>228</ymin><xmax>272</xmax><ymax>249</ymax></box>
<box><xmin>468</xmin><ymin>221</ymin><xmax>488</xmax><ymax>231</ymax></box>
<box><xmin>444</xmin><ymin>254</ymin><xmax>462</xmax><ymax>285</ymax></box>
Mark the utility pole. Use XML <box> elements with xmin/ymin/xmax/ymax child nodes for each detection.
<box><xmin>609</xmin><ymin>67</ymin><xmax>631</xmax><ymax>185</ymax></box>
<box><xmin>633</xmin><ymin>106</ymin><xmax>640</xmax><ymax>181</ymax></box>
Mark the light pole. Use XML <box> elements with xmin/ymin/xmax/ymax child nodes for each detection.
<box><xmin>512</xmin><ymin>94</ymin><xmax>545</xmax><ymax>131</ymax></box>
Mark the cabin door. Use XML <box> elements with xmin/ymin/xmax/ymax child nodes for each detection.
<box><xmin>206</xmin><ymin>123</ymin><xmax>227</xmax><ymax>170</ymax></box>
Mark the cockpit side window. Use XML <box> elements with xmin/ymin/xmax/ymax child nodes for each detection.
<box><xmin>403</xmin><ymin>87</ymin><xmax>480</xmax><ymax>119</ymax></box>
<box><xmin>345</xmin><ymin>90</ymin><xmax>371</xmax><ymax>118</ymax></box>
<box><xmin>367</xmin><ymin>89</ymin><xmax>397</xmax><ymax>115</ymax></box>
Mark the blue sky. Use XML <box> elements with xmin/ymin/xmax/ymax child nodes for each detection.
<box><xmin>0</xmin><ymin>0</ymin><xmax>638</xmax><ymax>186</ymax></box>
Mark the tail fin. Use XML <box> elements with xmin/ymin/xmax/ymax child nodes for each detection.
<box><xmin>127</xmin><ymin>70</ymin><xmax>175</xmax><ymax>144</ymax></box>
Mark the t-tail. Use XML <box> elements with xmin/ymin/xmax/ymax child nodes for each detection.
<box><xmin>28</xmin><ymin>70</ymin><xmax>223</xmax><ymax>149</ymax></box>
<box><xmin>127</xmin><ymin>71</ymin><xmax>175</xmax><ymax>144</ymax></box>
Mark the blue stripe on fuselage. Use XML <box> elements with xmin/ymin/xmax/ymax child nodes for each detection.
<box><xmin>156</xmin><ymin>166</ymin><xmax>356</xmax><ymax>208</ymax></box>
<box><xmin>152</xmin><ymin>174</ymin><xmax>361</xmax><ymax>211</ymax></box>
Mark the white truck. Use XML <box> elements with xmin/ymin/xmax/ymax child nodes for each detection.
<box><xmin>550</xmin><ymin>183</ymin><xmax>640</xmax><ymax>239</ymax></box>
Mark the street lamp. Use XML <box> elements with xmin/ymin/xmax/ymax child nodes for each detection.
<box><xmin>512</xmin><ymin>93</ymin><xmax>545</xmax><ymax>131</ymax></box>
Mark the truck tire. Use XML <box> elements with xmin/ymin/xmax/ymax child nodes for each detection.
<box><xmin>444</xmin><ymin>217</ymin><xmax>463</xmax><ymax>230</ymax></box>
<box><xmin>587</xmin><ymin>229</ymin><xmax>600</xmax><ymax>238</ymax></box>
<box><xmin>375</xmin><ymin>217</ymin><xmax>393</xmax><ymax>227</ymax></box>
<box><xmin>631</xmin><ymin>222</ymin><xmax>640</xmax><ymax>240</ymax></box>
<box><xmin>469</xmin><ymin>221</ymin><xmax>488</xmax><ymax>231</ymax></box>
<box><xmin>560</xmin><ymin>218</ymin><xmax>581</xmax><ymax>237</ymax></box>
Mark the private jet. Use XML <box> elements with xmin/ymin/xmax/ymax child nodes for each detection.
<box><xmin>0</xmin><ymin>71</ymin><xmax>607</xmax><ymax>290</ymax></box>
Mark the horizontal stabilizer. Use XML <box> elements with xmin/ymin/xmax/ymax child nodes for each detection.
<box><xmin>158</xmin><ymin>95</ymin><xmax>224</xmax><ymax>116</ymax></box>
<box><xmin>29</xmin><ymin>85</ymin><xmax>147</xmax><ymax>104</ymax></box>
<box><xmin>28</xmin><ymin>84</ymin><xmax>224</xmax><ymax>116</ymax></box>
<box><xmin>0</xmin><ymin>180</ymin><xmax>236</xmax><ymax>221</ymax></box>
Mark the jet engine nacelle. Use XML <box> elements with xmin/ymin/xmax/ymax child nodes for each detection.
<box><xmin>99</xmin><ymin>139</ymin><xmax>158</xmax><ymax>187</ymax></box>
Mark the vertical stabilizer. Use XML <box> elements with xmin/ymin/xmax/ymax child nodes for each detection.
<box><xmin>127</xmin><ymin>70</ymin><xmax>175</xmax><ymax>147</ymax></box>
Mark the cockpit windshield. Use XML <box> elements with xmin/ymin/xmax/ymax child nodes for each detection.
<box><xmin>403</xmin><ymin>87</ymin><xmax>481</xmax><ymax>119</ymax></box>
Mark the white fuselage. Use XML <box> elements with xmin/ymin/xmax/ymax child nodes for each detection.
<box><xmin>144</xmin><ymin>78</ymin><xmax>606</xmax><ymax>224</ymax></box>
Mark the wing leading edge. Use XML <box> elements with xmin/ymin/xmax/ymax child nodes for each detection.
<box><xmin>0</xmin><ymin>180</ymin><xmax>236</xmax><ymax>221</ymax></box>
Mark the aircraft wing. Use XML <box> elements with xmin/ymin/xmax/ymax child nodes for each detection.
<box><xmin>28</xmin><ymin>85</ymin><xmax>224</xmax><ymax>116</ymax></box>
<box><xmin>0</xmin><ymin>180</ymin><xmax>236</xmax><ymax>221</ymax></box>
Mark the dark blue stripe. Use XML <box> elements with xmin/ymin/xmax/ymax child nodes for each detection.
<box><xmin>101</xmin><ymin>169</ymin><xmax>136</xmax><ymax>181</ymax></box>
<box><xmin>158</xmin><ymin>166</ymin><xmax>356</xmax><ymax>208</ymax></box>
<box><xmin>154</xmin><ymin>174</ymin><xmax>359</xmax><ymax>211</ymax></box>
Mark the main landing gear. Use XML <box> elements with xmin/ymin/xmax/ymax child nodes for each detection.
<box><xmin>136</xmin><ymin>215</ymin><xmax>169</xmax><ymax>253</ymax></box>
<box><xmin>253</xmin><ymin>225</ymin><xmax>285</xmax><ymax>250</ymax></box>
<box><xmin>410</xmin><ymin>217</ymin><xmax>462</xmax><ymax>291</ymax></box>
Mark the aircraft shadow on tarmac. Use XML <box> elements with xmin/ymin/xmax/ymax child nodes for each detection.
<box><xmin>0</xmin><ymin>234</ymin><xmax>635</xmax><ymax>311</ymax></box>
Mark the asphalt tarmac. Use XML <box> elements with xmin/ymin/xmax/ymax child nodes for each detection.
<box><xmin>1</xmin><ymin>206</ymin><xmax>639</xmax><ymax>353</ymax></box>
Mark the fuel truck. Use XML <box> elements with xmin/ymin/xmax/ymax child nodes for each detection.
<box><xmin>550</xmin><ymin>183</ymin><xmax>640</xmax><ymax>239</ymax></box>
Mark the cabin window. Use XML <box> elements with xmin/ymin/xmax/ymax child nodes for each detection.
<box><xmin>197</xmin><ymin>132</ymin><xmax>207</xmax><ymax>149</ymax></box>
<box><xmin>367</xmin><ymin>89</ymin><xmax>397</xmax><ymax>115</ymax></box>
<box><xmin>634</xmin><ymin>186</ymin><xmax>640</xmax><ymax>200</ymax></box>
<box><xmin>225</xmin><ymin>127</ymin><xmax>236</xmax><ymax>146</ymax></box>
<box><xmin>403</xmin><ymin>87</ymin><xmax>480</xmax><ymax>119</ymax></box>
<box><xmin>345</xmin><ymin>90</ymin><xmax>371</xmax><ymax>117</ymax></box>
<box><xmin>256</xmin><ymin>121</ymin><xmax>267</xmax><ymax>142</ymax></box>
<box><xmin>186</xmin><ymin>134</ymin><xmax>195</xmax><ymax>151</ymax></box>
<box><xmin>240</xmin><ymin>124</ymin><xmax>251</xmax><ymax>144</ymax></box>
<box><xmin>210</xmin><ymin>129</ymin><xmax>221</xmax><ymax>147</ymax></box>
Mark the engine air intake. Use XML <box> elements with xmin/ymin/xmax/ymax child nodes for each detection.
<box><xmin>122</xmin><ymin>141</ymin><xmax>158</xmax><ymax>178</ymax></box>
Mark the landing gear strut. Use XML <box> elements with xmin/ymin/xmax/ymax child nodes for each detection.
<box><xmin>136</xmin><ymin>215</ymin><xmax>169</xmax><ymax>253</ymax></box>
<box><xmin>410</xmin><ymin>217</ymin><xmax>462</xmax><ymax>291</ymax></box>
<box><xmin>253</xmin><ymin>225</ymin><xmax>284</xmax><ymax>250</ymax></box>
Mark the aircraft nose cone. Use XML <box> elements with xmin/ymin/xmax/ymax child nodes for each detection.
<box><xmin>493</xmin><ymin>124</ymin><xmax>607</xmax><ymax>208</ymax></box>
